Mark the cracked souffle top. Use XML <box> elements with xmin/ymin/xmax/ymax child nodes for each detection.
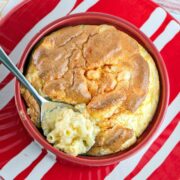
<box><xmin>21</xmin><ymin>25</ymin><xmax>160</xmax><ymax>156</ymax></box>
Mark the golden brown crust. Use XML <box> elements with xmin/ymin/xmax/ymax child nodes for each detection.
<box><xmin>21</xmin><ymin>25</ymin><xmax>153</xmax><ymax>155</ymax></box>
<box><xmin>87</xmin><ymin>124</ymin><xmax>134</xmax><ymax>155</ymax></box>
<box><xmin>125</xmin><ymin>54</ymin><xmax>149</xmax><ymax>111</ymax></box>
<box><xmin>23</xmin><ymin>25</ymin><xmax>149</xmax><ymax>114</ymax></box>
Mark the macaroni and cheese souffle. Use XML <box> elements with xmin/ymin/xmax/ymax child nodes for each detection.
<box><xmin>21</xmin><ymin>25</ymin><xmax>160</xmax><ymax>156</ymax></box>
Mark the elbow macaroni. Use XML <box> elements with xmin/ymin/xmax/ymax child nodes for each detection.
<box><xmin>42</xmin><ymin>105</ymin><xmax>99</xmax><ymax>156</ymax></box>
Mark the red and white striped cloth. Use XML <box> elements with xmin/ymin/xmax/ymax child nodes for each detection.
<box><xmin>0</xmin><ymin>0</ymin><xmax>179</xmax><ymax>179</ymax></box>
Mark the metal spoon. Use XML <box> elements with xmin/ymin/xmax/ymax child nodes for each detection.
<box><xmin>0</xmin><ymin>47</ymin><xmax>73</xmax><ymax>122</ymax></box>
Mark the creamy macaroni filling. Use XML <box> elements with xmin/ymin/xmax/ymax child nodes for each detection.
<box><xmin>41</xmin><ymin>104</ymin><xmax>99</xmax><ymax>156</ymax></box>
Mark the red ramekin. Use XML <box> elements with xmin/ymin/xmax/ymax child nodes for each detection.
<box><xmin>15</xmin><ymin>12</ymin><xmax>169</xmax><ymax>166</ymax></box>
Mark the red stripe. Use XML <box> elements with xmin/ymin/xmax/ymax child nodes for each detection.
<box><xmin>148</xmin><ymin>142</ymin><xmax>180</xmax><ymax>180</ymax></box>
<box><xmin>0</xmin><ymin>0</ymin><xmax>60</xmax><ymax>54</ymax></box>
<box><xmin>87</xmin><ymin>0</ymin><xmax>157</xmax><ymax>28</ymax></box>
<box><xmin>71</xmin><ymin>0</ymin><xmax>84</xmax><ymax>11</ymax></box>
<box><xmin>160</xmin><ymin>33</ymin><xmax>180</xmax><ymax>103</ymax></box>
<box><xmin>125</xmin><ymin>113</ymin><xmax>180</xmax><ymax>180</ymax></box>
<box><xmin>0</xmin><ymin>74</ymin><xmax>14</xmax><ymax>90</ymax></box>
<box><xmin>0</xmin><ymin>99</ymin><xmax>32</xmax><ymax>168</ymax></box>
<box><xmin>42</xmin><ymin>162</ymin><xmax>117</xmax><ymax>180</ymax></box>
<box><xmin>14</xmin><ymin>149</ymin><xmax>47</xmax><ymax>180</ymax></box>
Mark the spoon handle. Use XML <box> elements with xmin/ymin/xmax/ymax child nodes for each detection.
<box><xmin>0</xmin><ymin>47</ymin><xmax>44</xmax><ymax>105</ymax></box>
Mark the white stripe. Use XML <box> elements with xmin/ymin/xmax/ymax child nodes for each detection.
<box><xmin>26</xmin><ymin>151</ymin><xmax>56</xmax><ymax>180</ymax></box>
<box><xmin>1</xmin><ymin>0</ymin><xmax>22</xmax><ymax>17</ymax></box>
<box><xmin>0</xmin><ymin>141</ymin><xmax>42</xmax><ymax>180</ymax></box>
<box><xmin>0</xmin><ymin>0</ymin><xmax>77</xmax><ymax>110</ymax></box>
<box><xmin>133</xmin><ymin>122</ymin><xmax>180</xmax><ymax>180</ymax></box>
<box><xmin>70</xmin><ymin>0</ymin><xmax>99</xmax><ymax>14</ymax></box>
<box><xmin>0</xmin><ymin>0</ymin><xmax>76</xmax><ymax>83</ymax></box>
<box><xmin>105</xmin><ymin>93</ymin><xmax>180</xmax><ymax>180</ymax></box>
<box><xmin>34</xmin><ymin>140</ymin><xmax>44</xmax><ymax>149</ymax></box>
<box><xmin>0</xmin><ymin>78</ymin><xmax>15</xmax><ymax>110</ymax></box>
<box><xmin>140</xmin><ymin>7</ymin><xmax>167</xmax><ymax>37</ymax></box>
<box><xmin>153</xmin><ymin>20</ymin><xmax>180</xmax><ymax>51</ymax></box>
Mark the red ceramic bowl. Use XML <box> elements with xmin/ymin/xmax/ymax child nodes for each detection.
<box><xmin>15</xmin><ymin>12</ymin><xmax>169</xmax><ymax>166</ymax></box>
